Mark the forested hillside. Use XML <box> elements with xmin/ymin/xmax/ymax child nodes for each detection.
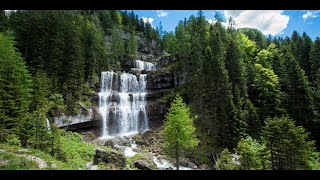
<box><xmin>0</xmin><ymin>10</ymin><xmax>320</xmax><ymax>170</ymax></box>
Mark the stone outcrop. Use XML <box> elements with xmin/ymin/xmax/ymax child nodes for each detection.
<box><xmin>179</xmin><ymin>159</ymin><xmax>198</xmax><ymax>169</ymax></box>
<box><xmin>133</xmin><ymin>159</ymin><xmax>156</xmax><ymax>170</ymax></box>
<box><xmin>52</xmin><ymin>105</ymin><xmax>102</xmax><ymax>131</ymax></box>
<box><xmin>93</xmin><ymin>147</ymin><xmax>126</xmax><ymax>167</ymax></box>
<box><xmin>147</xmin><ymin>70</ymin><xmax>174</xmax><ymax>90</ymax></box>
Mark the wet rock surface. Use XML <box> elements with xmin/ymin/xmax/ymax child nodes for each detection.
<box><xmin>93</xmin><ymin>147</ymin><xmax>126</xmax><ymax>167</ymax></box>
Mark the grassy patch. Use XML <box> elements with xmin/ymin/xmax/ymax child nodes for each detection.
<box><xmin>0</xmin><ymin>150</ymin><xmax>39</xmax><ymax>170</ymax></box>
<box><xmin>98</xmin><ymin>145</ymin><xmax>123</xmax><ymax>154</ymax></box>
<box><xmin>54</xmin><ymin>131</ymin><xmax>95</xmax><ymax>169</ymax></box>
<box><xmin>0</xmin><ymin>143</ymin><xmax>72</xmax><ymax>169</ymax></box>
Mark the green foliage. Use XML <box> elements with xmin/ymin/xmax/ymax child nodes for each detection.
<box><xmin>215</xmin><ymin>148</ymin><xmax>238</xmax><ymax>170</ymax></box>
<box><xmin>0</xmin><ymin>33</ymin><xmax>33</xmax><ymax>134</ymax></box>
<box><xmin>234</xmin><ymin>136</ymin><xmax>266</xmax><ymax>170</ymax></box>
<box><xmin>8</xmin><ymin>10</ymin><xmax>109</xmax><ymax>112</ymax></box>
<box><xmin>111</xmin><ymin>27</ymin><xmax>125</xmax><ymax>61</ymax></box>
<box><xmin>310</xmin><ymin>37</ymin><xmax>320</xmax><ymax>87</ymax></box>
<box><xmin>0</xmin><ymin>10</ymin><xmax>8</xmax><ymax>31</ymax></box>
<box><xmin>281</xmin><ymin>47</ymin><xmax>315</xmax><ymax>134</ymax></box>
<box><xmin>262</xmin><ymin>116</ymin><xmax>320</xmax><ymax>170</ymax></box>
<box><xmin>6</xmin><ymin>134</ymin><xmax>21</xmax><ymax>147</ymax></box>
<box><xmin>54</xmin><ymin>131</ymin><xmax>95</xmax><ymax>169</ymax></box>
<box><xmin>238</xmin><ymin>28</ymin><xmax>267</xmax><ymax>49</ymax></box>
<box><xmin>30</xmin><ymin>71</ymin><xmax>51</xmax><ymax>111</ymax></box>
<box><xmin>163</xmin><ymin>94</ymin><xmax>199</xmax><ymax>170</ymax></box>
<box><xmin>163</xmin><ymin>32</ymin><xmax>178</xmax><ymax>55</ymax></box>
<box><xmin>0</xmin><ymin>150</ymin><xmax>39</xmax><ymax>170</ymax></box>
<box><xmin>128</xmin><ymin>29</ymin><xmax>138</xmax><ymax>59</ymax></box>
<box><xmin>252</xmin><ymin>63</ymin><xmax>284</xmax><ymax>125</ymax></box>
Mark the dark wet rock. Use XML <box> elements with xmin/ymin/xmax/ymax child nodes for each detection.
<box><xmin>179</xmin><ymin>160</ymin><xmax>198</xmax><ymax>169</ymax></box>
<box><xmin>135</xmin><ymin>140</ymin><xmax>148</xmax><ymax>146</ymax></box>
<box><xmin>93</xmin><ymin>147</ymin><xmax>125</xmax><ymax>167</ymax></box>
<box><xmin>104</xmin><ymin>140</ymin><xmax>115</xmax><ymax>148</ymax></box>
<box><xmin>134</xmin><ymin>160</ymin><xmax>156</xmax><ymax>170</ymax></box>
<box><xmin>147</xmin><ymin>70</ymin><xmax>174</xmax><ymax>90</ymax></box>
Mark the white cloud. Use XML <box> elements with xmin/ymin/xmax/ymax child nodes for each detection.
<box><xmin>207</xmin><ymin>19</ymin><xmax>216</xmax><ymax>24</ymax></box>
<box><xmin>207</xmin><ymin>19</ymin><xmax>228</xmax><ymax>27</ymax></box>
<box><xmin>141</xmin><ymin>17</ymin><xmax>154</xmax><ymax>24</ymax></box>
<box><xmin>302</xmin><ymin>11</ymin><xmax>320</xmax><ymax>21</ymax></box>
<box><xmin>157</xmin><ymin>10</ymin><xmax>168</xmax><ymax>17</ymax></box>
<box><xmin>223</xmin><ymin>10</ymin><xmax>290</xmax><ymax>36</ymax></box>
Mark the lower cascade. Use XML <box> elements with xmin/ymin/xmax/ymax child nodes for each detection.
<box><xmin>99</xmin><ymin>60</ymin><xmax>155</xmax><ymax>138</ymax></box>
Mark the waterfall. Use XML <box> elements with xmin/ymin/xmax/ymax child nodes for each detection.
<box><xmin>46</xmin><ymin>119</ymin><xmax>51</xmax><ymax>131</ymax></box>
<box><xmin>135</xmin><ymin>60</ymin><xmax>156</xmax><ymax>71</ymax></box>
<box><xmin>99</xmin><ymin>60</ymin><xmax>154</xmax><ymax>138</ymax></box>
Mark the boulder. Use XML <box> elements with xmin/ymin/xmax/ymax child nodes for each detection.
<box><xmin>179</xmin><ymin>160</ymin><xmax>198</xmax><ymax>169</ymax></box>
<box><xmin>104</xmin><ymin>140</ymin><xmax>115</xmax><ymax>148</ymax></box>
<box><xmin>129</xmin><ymin>68</ymin><xmax>141</xmax><ymax>75</ymax></box>
<box><xmin>93</xmin><ymin>148</ymin><xmax>126</xmax><ymax>167</ymax></box>
<box><xmin>135</xmin><ymin>140</ymin><xmax>148</xmax><ymax>146</ymax></box>
<box><xmin>199</xmin><ymin>164</ymin><xmax>211</xmax><ymax>170</ymax></box>
<box><xmin>133</xmin><ymin>160</ymin><xmax>156</xmax><ymax>170</ymax></box>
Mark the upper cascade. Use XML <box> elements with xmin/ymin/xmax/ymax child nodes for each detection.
<box><xmin>135</xmin><ymin>60</ymin><xmax>156</xmax><ymax>71</ymax></box>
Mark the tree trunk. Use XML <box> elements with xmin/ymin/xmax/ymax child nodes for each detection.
<box><xmin>176</xmin><ymin>142</ymin><xmax>179</xmax><ymax>170</ymax></box>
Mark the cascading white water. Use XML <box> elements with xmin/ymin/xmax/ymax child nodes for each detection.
<box><xmin>135</xmin><ymin>60</ymin><xmax>156</xmax><ymax>71</ymax></box>
<box><xmin>46</xmin><ymin>119</ymin><xmax>51</xmax><ymax>131</ymax></box>
<box><xmin>99</xmin><ymin>60</ymin><xmax>155</xmax><ymax>138</ymax></box>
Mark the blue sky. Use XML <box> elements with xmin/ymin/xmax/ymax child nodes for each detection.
<box><xmin>132</xmin><ymin>10</ymin><xmax>320</xmax><ymax>40</ymax></box>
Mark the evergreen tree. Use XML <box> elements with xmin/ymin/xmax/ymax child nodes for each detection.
<box><xmin>145</xmin><ymin>21</ymin><xmax>153</xmax><ymax>42</ymax></box>
<box><xmin>111</xmin><ymin>27</ymin><xmax>125</xmax><ymax>63</ymax></box>
<box><xmin>97</xmin><ymin>10</ymin><xmax>113</xmax><ymax>34</ymax></box>
<box><xmin>262</xmin><ymin>117</ymin><xmax>319</xmax><ymax>170</ymax></box>
<box><xmin>82</xmin><ymin>15</ymin><xmax>108</xmax><ymax>81</ymax></box>
<box><xmin>215</xmin><ymin>148</ymin><xmax>239</xmax><ymax>170</ymax></box>
<box><xmin>163</xmin><ymin>94</ymin><xmax>199</xmax><ymax>170</ymax></box>
<box><xmin>0</xmin><ymin>10</ymin><xmax>7</xmax><ymax>31</ymax></box>
<box><xmin>30</xmin><ymin>71</ymin><xmax>51</xmax><ymax>111</ymax></box>
<box><xmin>252</xmin><ymin>63</ymin><xmax>283</xmax><ymax>134</ymax></box>
<box><xmin>310</xmin><ymin>37</ymin><xmax>320</xmax><ymax>88</ymax></box>
<box><xmin>281</xmin><ymin>47</ymin><xmax>315</xmax><ymax>134</ymax></box>
<box><xmin>234</xmin><ymin>136</ymin><xmax>266</xmax><ymax>170</ymax></box>
<box><xmin>238</xmin><ymin>28</ymin><xmax>267</xmax><ymax>49</ymax></box>
<box><xmin>175</xmin><ymin>21</ymin><xmax>191</xmax><ymax>59</ymax></box>
<box><xmin>0</xmin><ymin>33</ymin><xmax>32</xmax><ymax>134</ymax></box>
<box><xmin>128</xmin><ymin>28</ymin><xmax>138</xmax><ymax>59</ymax></box>
<box><xmin>300</xmin><ymin>32</ymin><xmax>313</xmax><ymax>80</ymax></box>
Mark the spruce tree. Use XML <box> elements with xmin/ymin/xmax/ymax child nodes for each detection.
<box><xmin>128</xmin><ymin>28</ymin><xmax>137</xmax><ymax>59</ymax></box>
<box><xmin>0</xmin><ymin>33</ymin><xmax>33</xmax><ymax>135</ymax></box>
<box><xmin>310</xmin><ymin>37</ymin><xmax>320</xmax><ymax>88</ymax></box>
<box><xmin>252</xmin><ymin>63</ymin><xmax>283</xmax><ymax>123</ymax></box>
<box><xmin>262</xmin><ymin>116</ymin><xmax>319</xmax><ymax>170</ymax></box>
<box><xmin>111</xmin><ymin>27</ymin><xmax>124</xmax><ymax>63</ymax></box>
<box><xmin>281</xmin><ymin>47</ymin><xmax>315</xmax><ymax>134</ymax></box>
<box><xmin>234</xmin><ymin>136</ymin><xmax>266</xmax><ymax>170</ymax></box>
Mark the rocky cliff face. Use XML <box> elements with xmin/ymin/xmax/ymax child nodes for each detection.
<box><xmin>53</xmin><ymin>30</ymin><xmax>178</xmax><ymax>134</ymax></box>
<box><xmin>146</xmin><ymin>69</ymin><xmax>175</xmax><ymax>128</ymax></box>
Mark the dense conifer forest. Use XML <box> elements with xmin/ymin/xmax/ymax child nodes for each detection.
<box><xmin>0</xmin><ymin>10</ymin><xmax>319</xmax><ymax>170</ymax></box>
